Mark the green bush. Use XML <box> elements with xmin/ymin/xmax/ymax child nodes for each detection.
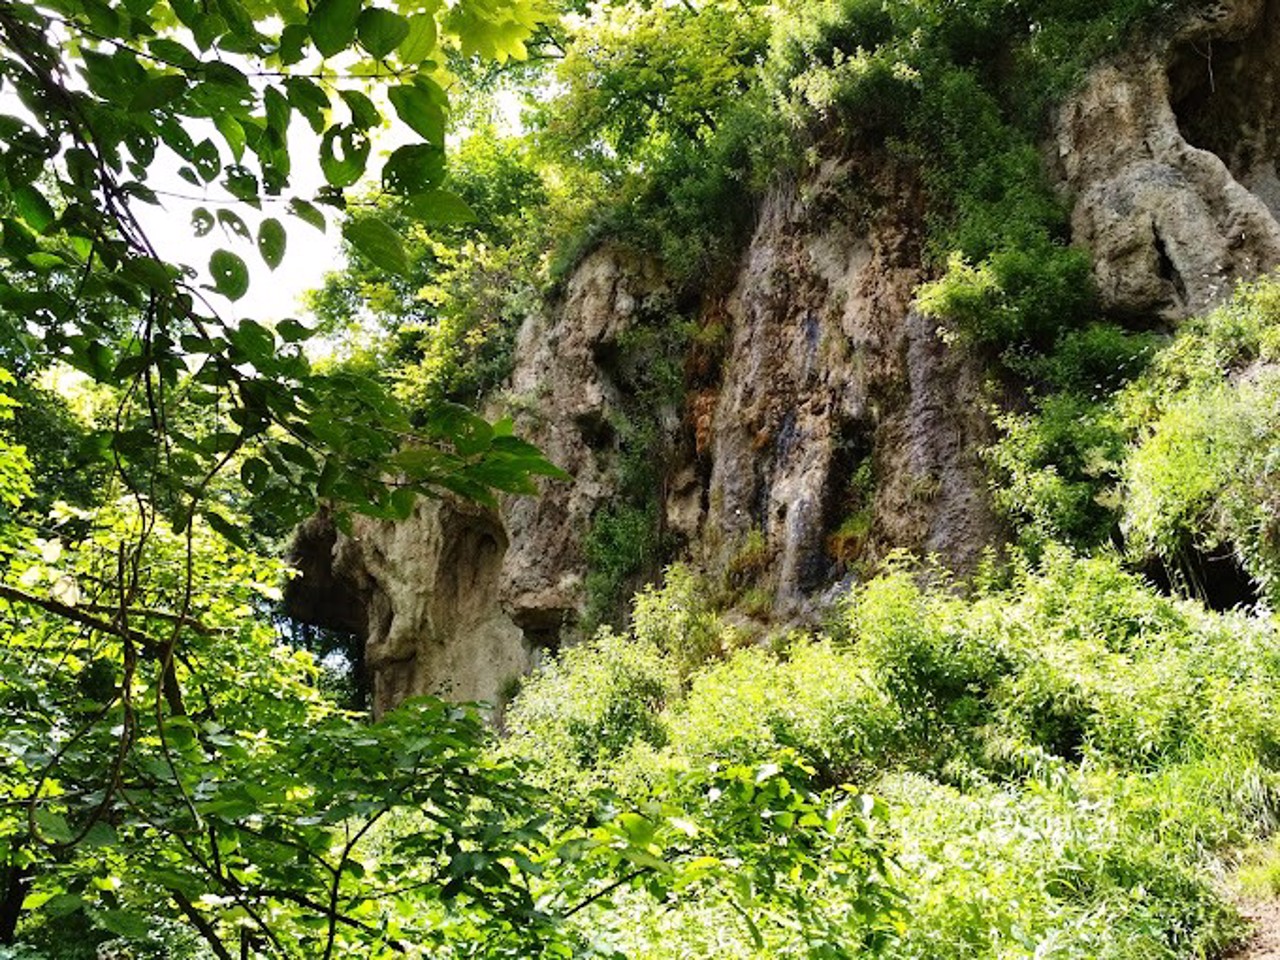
<box><xmin>503</xmin><ymin>628</ymin><xmax>679</xmax><ymax>786</ymax></box>
<box><xmin>631</xmin><ymin>564</ymin><xmax>728</xmax><ymax>677</ymax></box>
<box><xmin>667</xmin><ymin>639</ymin><xmax>905</xmax><ymax>786</ymax></box>
<box><xmin>1116</xmin><ymin>276</ymin><xmax>1280</xmax><ymax>605</ymax></box>
<box><xmin>505</xmin><ymin>544</ymin><xmax>1280</xmax><ymax>958</ymax></box>
<box><xmin>987</xmin><ymin>392</ymin><xmax>1127</xmax><ymax>553</ymax></box>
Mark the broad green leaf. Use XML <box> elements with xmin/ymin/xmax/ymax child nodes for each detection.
<box><xmin>343</xmin><ymin>216</ymin><xmax>408</xmax><ymax>275</ymax></box>
<box><xmin>121</xmin><ymin>256</ymin><xmax>174</xmax><ymax>289</ymax></box>
<box><xmin>129</xmin><ymin>74</ymin><xmax>187</xmax><ymax>112</ymax></box>
<box><xmin>229</xmin><ymin>318</ymin><xmax>276</xmax><ymax>361</ymax></box>
<box><xmin>13</xmin><ymin>185</ymin><xmax>55</xmax><ymax>232</ymax></box>
<box><xmin>288</xmin><ymin>197</ymin><xmax>326</xmax><ymax>231</ymax></box>
<box><xmin>214</xmin><ymin>112</ymin><xmax>246</xmax><ymax>161</ymax></box>
<box><xmin>310</xmin><ymin>0</ymin><xmax>360</xmax><ymax>57</ymax></box>
<box><xmin>357</xmin><ymin>8</ymin><xmax>410</xmax><ymax>58</ymax></box>
<box><xmin>382</xmin><ymin>143</ymin><xmax>445</xmax><ymax>195</ymax></box>
<box><xmin>241</xmin><ymin>456</ymin><xmax>270</xmax><ymax>492</ymax></box>
<box><xmin>34</xmin><ymin>809</ymin><xmax>73</xmax><ymax>843</ymax></box>
<box><xmin>264</xmin><ymin>86</ymin><xmax>292</xmax><ymax>136</ymax></box>
<box><xmin>340</xmin><ymin>89</ymin><xmax>381</xmax><ymax>131</ymax></box>
<box><xmin>277</xmin><ymin>22</ymin><xmax>310</xmax><ymax>64</ymax></box>
<box><xmin>405</xmin><ymin>188</ymin><xmax>475</xmax><ymax>224</ymax></box>
<box><xmin>223</xmin><ymin>166</ymin><xmax>260</xmax><ymax>203</ymax></box>
<box><xmin>191</xmin><ymin>138</ymin><xmax>220</xmax><ymax>182</ymax></box>
<box><xmin>147</xmin><ymin>38</ymin><xmax>199</xmax><ymax>69</ymax></box>
<box><xmin>192</xmin><ymin>206</ymin><xmax>215</xmax><ymax>236</ymax></box>
<box><xmin>258</xmin><ymin>217</ymin><xmax>286</xmax><ymax>270</ymax></box>
<box><xmin>42</xmin><ymin>893</ymin><xmax>85</xmax><ymax>918</ymax></box>
<box><xmin>96</xmin><ymin>910</ymin><xmax>151</xmax><ymax>939</ymax></box>
<box><xmin>284</xmin><ymin>76</ymin><xmax>328</xmax><ymax>133</ymax></box>
<box><xmin>388</xmin><ymin>83</ymin><xmax>445</xmax><ymax>144</ymax></box>
<box><xmin>398</xmin><ymin>13</ymin><xmax>436</xmax><ymax>62</ymax></box>
<box><xmin>217</xmin><ymin>209</ymin><xmax>251</xmax><ymax>240</ymax></box>
<box><xmin>319</xmin><ymin>124</ymin><xmax>370</xmax><ymax>187</ymax></box>
<box><xmin>277</xmin><ymin>317</ymin><xmax>312</xmax><ymax>342</ymax></box>
<box><xmin>202</xmin><ymin>508</ymin><xmax>251</xmax><ymax>548</ymax></box>
<box><xmin>209</xmin><ymin>249</ymin><xmax>249</xmax><ymax>300</ymax></box>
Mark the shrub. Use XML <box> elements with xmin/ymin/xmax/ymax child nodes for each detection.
<box><xmin>666</xmin><ymin>640</ymin><xmax>905</xmax><ymax>784</ymax></box>
<box><xmin>632</xmin><ymin>564</ymin><xmax>728</xmax><ymax>677</ymax></box>
<box><xmin>503</xmin><ymin>628</ymin><xmax>679</xmax><ymax>786</ymax></box>
<box><xmin>1117</xmin><ymin>276</ymin><xmax>1280</xmax><ymax>605</ymax></box>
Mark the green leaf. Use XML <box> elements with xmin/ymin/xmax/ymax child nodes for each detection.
<box><xmin>148</xmin><ymin>38</ymin><xmax>199</xmax><ymax>69</ymax></box>
<box><xmin>209</xmin><ymin>249</ymin><xmax>249</xmax><ymax>301</ymax></box>
<box><xmin>96</xmin><ymin>909</ymin><xmax>151</xmax><ymax>939</ymax></box>
<box><xmin>388</xmin><ymin>83</ymin><xmax>445</xmax><ymax>144</ymax></box>
<box><xmin>288</xmin><ymin>197</ymin><xmax>326</xmax><ymax>231</ymax></box>
<box><xmin>278</xmin><ymin>22</ymin><xmax>310</xmax><ymax>64</ymax></box>
<box><xmin>357</xmin><ymin>8</ymin><xmax>409</xmax><ymax>58</ymax></box>
<box><xmin>229</xmin><ymin>318</ymin><xmax>276</xmax><ymax>362</ymax></box>
<box><xmin>218</xmin><ymin>208</ymin><xmax>251</xmax><ymax>240</ymax></box>
<box><xmin>340</xmin><ymin>89</ymin><xmax>381</xmax><ymax>131</ymax></box>
<box><xmin>121</xmin><ymin>256</ymin><xmax>174</xmax><ymax>289</ymax></box>
<box><xmin>13</xmin><ymin>185</ymin><xmax>55</xmax><ymax>232</ymax></box>
<box><xmin>310</xmin><ymin>0</ymin><xmax>360</xmax><ymax>57</ymax></box>
<box><xmin>405</xmin><ymin>188</ymin><xmax>476</xmax><ymax>224</ymax></box>
<box><xmin>343</xmin><ymin>216</ymin><xmax>408</xmax><ymax>275</ymax></box>
<box><xmin>224</xmin><ymin>165</ymin><xmax>260</xmax><ymax>203</ymax></box>
<box><xmin>241</xmin><ymin>456</ymin><xmax>270</xmax><ymax>493</ymax></box>
<box><xmin>34</xmin><ymin>809</ymin><xmax>73</xmax><ymax>843</ymax></box>
<box><xmin>202</xmin><ymin>508</ymin><xmax>250</xmax><ymax>549</ymax></box>
<box><xmin>277</xmin><ymin>317</ymin><xmax>312</xmax><ymax>342</ymax></box>
<box><xmin>382</xmin><ymin>143</ymin><xmax>445</xmax><ymax>195</ymax></box>
<box><xmin>258</xmin><ymin>217</ymin><xmax>286</xmax><ymax>270</ymax></box>
<box><xmin>130</xmin><ymin>73</ymin><xmax>187</xmax><ymax>111</ymax></box>
<box><xmin>214</xmin><ymin>112</ymin><xmax>246</xmax><ymax>161</ymax></box>
<box><xmin>43</xmin><ymin>893</ymin><xmax>85</xmax><ymax>918</ymax></box>
<box><xmin>398</xmin><ymin>13</ymin><xmax>436</xmax><ymax>62</ymax></box>
<box><xmin>284</xmin><ymin>76</ymin><xmax>329</xmax><ymax>132</ymax></box>
<box><xmin>192</xmin><ymin>206</ymin><xmax>215</xmax><ymax>237</ymax></box>
<box><xmin>319</xmin><ymin>124</ymin><xmax>370</xmax><ymax>188</ymax></box>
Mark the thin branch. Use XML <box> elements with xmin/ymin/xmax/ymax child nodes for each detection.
<box><xmin>172</xmin><ymin>890</ymin><xmax>235</xmax><ymax>960</ymax></box>
<box><xmin>0</xmin><ymin>583</ymin><xmax>164</xmax><ymax>656</ymax></box>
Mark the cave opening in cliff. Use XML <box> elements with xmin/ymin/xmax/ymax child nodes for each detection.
<box><xmin>1167</xmin><ymin>5</ymin><xmax>1280</xmax><ymax>217</ymax></box>
<box><xmin>280</xmin><ymin>619</ymin><xmax>371</xmax><ymax>713</ymax></box>
<box><xmin>1141</xmin><ymin>546</ymin><xmax>1260</xmax><ymax>613</ymax></box>
<box><xmin>822</xmin><ymin>416</ymin><xmax>877</xmax><ymax>580</ymax></box>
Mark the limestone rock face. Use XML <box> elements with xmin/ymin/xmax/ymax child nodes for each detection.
<box><xmin>700</xmin><ymin>162</ymin><xmax>998</xmax><ymax>613</ymax></box>
<box><xmin>287</xmin><ymin>503</ymin><xmax>529</xmax><ymax>716</ymax></box>
<box><xmin>497</xmin><ymin>248</ymin><xmax>671</xmax><ymax>636</ymax></box>
<box><xmin>1054</xmin><ymin>0</ymin><xmax>1280</xmax><ymax>319</ymax></box>
<box><xmin>286</xmin><ymin>0</ymin><xmax>1280</xmax><ymax>711</ymax></box>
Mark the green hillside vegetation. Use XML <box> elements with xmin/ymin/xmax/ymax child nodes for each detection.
<box><xmin>4</xmin><ymin>0</ymin><xmax>1280</xmax><ymax>955</ymax></box>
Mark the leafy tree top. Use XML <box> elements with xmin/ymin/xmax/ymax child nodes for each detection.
<box><xmin>0</xmin><ymin>0</ymin><xmax>564</xmax><ymax>538</ymax></box>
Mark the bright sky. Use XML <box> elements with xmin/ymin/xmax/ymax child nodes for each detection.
<box><xmin>10</xmin><ymin>38</ymin><xmax>529</xmax><ymax>329</ymax></box>
<box><xmin>133</xmin><ymin>123</ymin><xmax>350</xmax><ymax>325</ymax></box>
<box><xmin>127</xmin><ymin>87</ymin><xmax>524</xmax><ymax>324</ymax></box>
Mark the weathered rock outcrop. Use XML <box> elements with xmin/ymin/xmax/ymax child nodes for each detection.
<box><xmin>1054</xmin><ymin>0</ymin><xmax>1280</xmax><ymax>319</ymax></box>
<box><xmin>497</xmin><ymin>249</ymin><xmax>672</xmax><ymax>635</ymax></box>
<box><xmin>699</xmin><ymin>162</ymin><xmax>998</xmax><ymax>614</ymax></box>
<box><xmin>287</xmin><ymin>0</ymin><xmax>1280</xmax><ymax>711</ymax></box>
<box><xmin>287</xmin><ymin>503</ymin><xmax>529</xmax><ymax>714</ymax></box>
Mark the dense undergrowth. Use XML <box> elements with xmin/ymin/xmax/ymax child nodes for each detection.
<box><xmin>994</xmin><ymin>274</ymin><xmax>1280</xmax><ymax>605</ymax></box>
<box><xmin>502</xmin><ymin>550</ymin><xmax>1275</xmax><ymax>958</ymax></box>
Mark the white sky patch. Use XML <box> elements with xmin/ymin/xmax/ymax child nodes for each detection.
<box><xmin>131</xmin><ymin>121</ymin><xmax>343</xmax><ymax>325</ymax></box>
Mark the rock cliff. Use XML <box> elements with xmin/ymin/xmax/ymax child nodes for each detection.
<box><xmin>286</xmin><ymin>0</ymin><xmax>1280</xmax><ymax>715</ymax></box>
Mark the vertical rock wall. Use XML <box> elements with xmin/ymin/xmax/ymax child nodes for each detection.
<box><xmin>286</xmin><ymin>0</ymin><xmax>1280</xmax><ymax>711</ymax></box>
